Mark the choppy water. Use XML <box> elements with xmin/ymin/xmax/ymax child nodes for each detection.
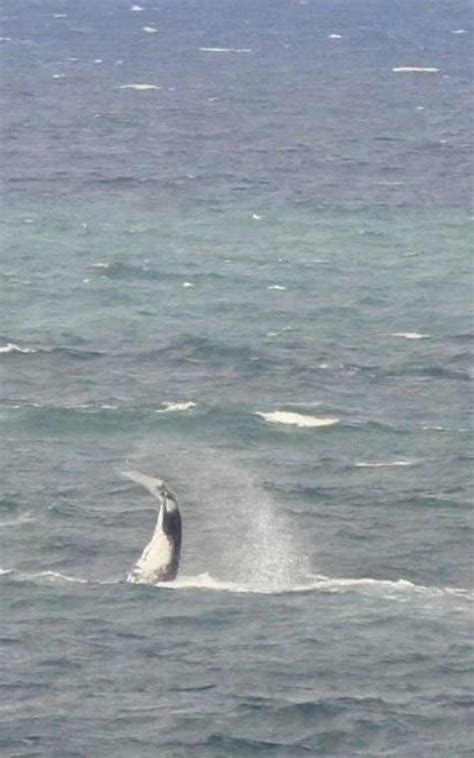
<box><xmin>1</xmin><ymin>0</ymin><xmax>473</xmax><ymax>755</ymax></box>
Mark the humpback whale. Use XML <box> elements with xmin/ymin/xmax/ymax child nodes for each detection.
<box><xmin>123</xmin><ymin>470</ymin><xmax>182</xmax><ymax>584</ymax></box>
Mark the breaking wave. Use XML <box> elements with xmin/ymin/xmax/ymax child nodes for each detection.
<box><xmin>256</xmin><ymin>410</ymin><xmax>339</xmax><ymax>428</ymax></box>
<box><xmin>0</xmin><ymin>342</ymin><xmax>36</xmax><ymax>354</ymax></box>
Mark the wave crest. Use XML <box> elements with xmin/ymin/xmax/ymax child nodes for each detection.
<box><xmin>256</xmin><ymin>411</ymin><xmax>339</xmax><ymax>428</ymax></box>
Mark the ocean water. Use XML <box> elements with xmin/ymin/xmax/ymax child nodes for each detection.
<box><xmin>1</xmin><ymin>0</ymin><xmax>473</xmax><ymax>755</ymax></box>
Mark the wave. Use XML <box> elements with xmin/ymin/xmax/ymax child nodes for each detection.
<box><xmin>118</xmin><ymin>83</ymin><xmax>161</xmax><ymax>91</ymax></box>
<box><xmin>0</xmin><ymin>512</ymin><xmax>34</xmax><ymax>528</ymax></box>
<box><xmin>0</xmin><ymin>569</ymin><xmax>119</xmax><ymax>585</ymax></box>
<box><xmin>256</xmin><ymin>411</ymin><xmax>339</xmax><ymax>428</ymax></box>
<box><xmin>3</xmin><ymin>569</ymin><xmax>470</xmax><ymax>604</ymax></box>
<box><xmin>157</xmin><ymin>574</ymin><xmax>474</xmax><ymax>603</ymax></box>
<box><xmin>155</xmin><ymin>401</ymin><xmax>197</xmax><ymax>413</ymax></box>
<box><xmin>389</xmin><ymin>332</ymin><xmax>430</xmax><ymax>340</ymax></box>
<box><xmin>199</xmin><ymin>47</ymin><xmax>252</xmax><ymax>53</ymax></box>
<box><xmin>353</xmin><ymin>460</ymin><xmax>417</xmax><ymax>468</ymax></box>
<box><xmin>0</xmin><ymin>569</ymin><xmax>89</xmax><ymax>584</ymax></box>
<box><xmin>0</xmin><ymin>342</ymin><xmax>36</xmax><ymax>354</ymax></box>
<box><xmin>392</xmin><ymin>67</ymin><xmax>440</xmax><ymax>73</ymax></box>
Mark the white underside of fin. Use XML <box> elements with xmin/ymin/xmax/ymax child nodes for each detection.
<box><xmin>127</xmin><ymin>505</ymin><xmax>173</xmax><ymax>584</ymax></box>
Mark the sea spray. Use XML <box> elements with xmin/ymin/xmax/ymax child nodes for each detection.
<box><xmin>124</xmin><ymin>441</ymin><xmax>310</xmax><ymax>591</ymax></box>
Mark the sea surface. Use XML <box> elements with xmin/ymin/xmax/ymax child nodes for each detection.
<box><xmin>1</xmin><ymin>1</ymin><xmax>473</xmax><ymax>755</ymax></box>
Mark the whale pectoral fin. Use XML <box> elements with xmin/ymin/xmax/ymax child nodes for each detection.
<box><xmin>122</xmin><ymin>470</ymin><xmax>165</xmax><ymax>489</ymax></box>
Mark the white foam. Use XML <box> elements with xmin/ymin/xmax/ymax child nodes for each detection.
<box><xmin>130</xmin><ymin>4</ymin><xmax>144</xmax><ymax>10</ymax></box>
<box><xmin>392</xmin><ymin>67</ymin><xmax>440</xmax><ymax>73</ymax></box>
<box><xmin>267</xmin><ymin>284</ymin><xmax>286</xmax><ymax>290</ymax></box>
<box><xmin>91</xmin><ymin>262</ymin><xmax>110</xmax><ymax>269</ymax></box>
<box><xmin>0</xmin><ymin>343</ymin><xmax>36</xmax><ymax>354</ymax></box>
<box><xmin>256</xmin><ymin>411</ymin><xmax>339</xmax><ymax>428</ymax></box>
<box><xmin>390</xmin><ymin>332</ymin><xmax>430</xmax><ymax>340</ymax></box>
<box><xmin>199</xmin><ymin>47</ymin><xmax>252</xmax><ymax>53</ymax></box>
<box><xmin>94</xmin><ymin>58</ymin><xmax>103</xmax><ymax>64</ymax></box>
<box><xmin>252</xmin><ymin>213</ymin><xmax>262</xmax><ymax>220</ymax></box>
<box><xmin>142</xmin><ymin>26</ymin><xmax>158</xmax><ymax>33</ymax></box>
<box><xmin>354</xmin><ymin>460</ymin><xmax>416</xmax><ymax>468</ymax></box>
<box><xmin>118</xmin><ymin>83</ymin><xmax>161</xmax><ymax>91</ymax></box>
<box><xmin>14</xmin><ymin>570</ymin><xmax>88</xmax><ymax>584</ymax></box>
<box><xmin>2</xmin><ymin>566</ymin><xmax>469</xmax><ymax>603</ymax></box>
<box><xmin>450</xmin><ymin>29</ymin><xmax>467</xmax><ymax>34</ymax></box>
<box><xmin>182</xmin><ymin>281</ymin><xmax>194</xmax><ymax>288</ymax></box>
<box><xmin>155</xmin><ymin>401</ymin><xmax>197</xmax><ymax>413</ymax></box>
<box><xmin>328</xmin><ymin>33</ymin><xmax>342</xmax><ymax>39</ymax></box>
<box><xmin>52</xmin><ymin>74</ymin><xmax>66</xmax><ymax>79</ymax></box>
<box><xmin>156</xmin><ymin>572</ymin><xmax>473</xmax><ymax>602</ymax></box>
<box><xmin>53</xmin><ymin>13</ymin><xmax>67</xmax><ymax>18</ymax></box>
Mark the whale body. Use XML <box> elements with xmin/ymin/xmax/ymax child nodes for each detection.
<box><xmin>123</xmin><ymin>470</ymin><xmax>182</xmax><ymax>584</ymax></box>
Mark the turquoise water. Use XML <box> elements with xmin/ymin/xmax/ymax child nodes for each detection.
<box><xmin>1</xmin><ymin>1</ymin><xmax>473</xmax><ymax>755</ymax></box>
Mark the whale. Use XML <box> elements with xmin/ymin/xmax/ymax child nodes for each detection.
<box><xmin>123</xmin><ymin>470</ymin><xmax>182</xmax><ymax>584</ymax></box>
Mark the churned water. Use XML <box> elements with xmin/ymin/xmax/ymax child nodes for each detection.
<box><xmin>1</xmin><ymin>0</ymin><xmax>473</xmax><ymax>755</ymax></box>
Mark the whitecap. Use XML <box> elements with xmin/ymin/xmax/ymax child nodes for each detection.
<box><xmin>155</xmin><ymin>401</ymin><xmax>197</xmax><ymax>413</ymax></box>
<box><xmin>118</xmin><ymin>83</ymin><xmax>161</xmax><ymax>91</ymax></box>
<box><xmin>450</xmin><ymin>29</ymin><xmax>467</xmax><ymax>34</ymax></box>
<box><xmin>130</xmin><ymin>4</ymin><xmax>144</xmax><ymax>10</ymax></box>
<box><xmin>392</xmin><ymin>67</ymin><xmax>440</xmax><ymax>73</ymax></box>
<box><xmin>142</xmin><ymin>26</ymin><xmax>158</xmax><ymax>33</ymax></box>
<box><xmin>182</xmin><ymin>281</ymin><xmax>194</xmax><ymax>288</ymax></box>
<box><xmin>94</xmin><ymin>58</ymin><xmax>103</xmax><ymax>64</ymax></box>
<box><xmin>53</xmin><ymin>13</ymin><xmax>68</xmax><ymax>18</ymax></box>
<box><xmin>256</xmin><ymin>411</ymin><xmax>339</xmax><ymax>428</ymax></box>
<box><xmin>199</xmin><ymin>47</ymin><xmax>252</xmax><ymax>53</ymax></box>
<box><xmin>328</xmin><ymin>33</ymin><xmax>342</xmax><ymax>39</ymax></box>
<box><xmin>252</xmin><ymin>213</ymin><xmax>262</xmax><ymax>220</ymax></box>
<box><xmin>354</xmin><ymin>460</ymin><xmax>416</xmax><ymax>468</ymax></box>
<box><xmin>267</xmin><ymin>284</ymin><xmax>286</xmax><ymax>290</ymax></box>
<box><xmin>91</xmin><ymin>262</ymin><xmax>110</xmax><ymax>269</ymax></box>
<box><xmin>52</xmin><ymin>74</ymin><xmax>66</xmax><ymax>79</ymax></box>
<box><xmin>390</xmin><ymin>332</ymin><xmax>430</xmax><ymax>340</ymax></box>
<box><xmin>0</xmin><ymin>343</ymin><xmax>36</xmax><ymax>354</ymax></box>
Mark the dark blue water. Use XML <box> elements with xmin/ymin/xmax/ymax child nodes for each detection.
<box><xmin>1</xmin><ymin>1</ymin><xmax>473</xmax><ymax>755</ymax></box>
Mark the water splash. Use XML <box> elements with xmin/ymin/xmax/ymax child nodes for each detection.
<box><xmin>124</xmin><ymin>443</ymin><xmax>310</xmax><ymax>591</ymax></box>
